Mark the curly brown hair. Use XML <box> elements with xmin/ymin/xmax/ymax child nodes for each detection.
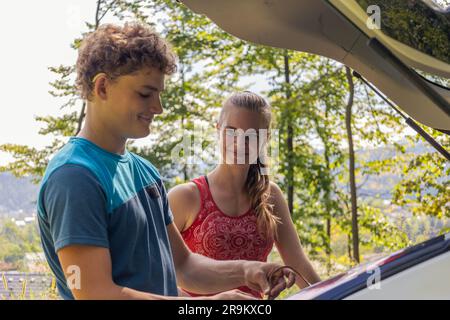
<box><xmin>76</xmin><ymin>22</ymin><xmax>177</xmax><ymax>100</ymax></box>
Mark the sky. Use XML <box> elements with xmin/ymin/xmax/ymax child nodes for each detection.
<box><xmin>0</xmin><ymin>1</ymin><xmax>100</xmax><ymax>165</ymax></box>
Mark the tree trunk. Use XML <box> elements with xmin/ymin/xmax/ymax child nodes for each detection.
<box><xmin>324</xmin><ymin>106</ymin><xmax>332</xmax><ymax>273</ymax></box>
<box><xmin>348</xmin><ymin>234</ymin><xmax>353</xmax><ymax>261</ymax></box>
<box><xmin>284</xmin><ymin>50</ymin><xmax>294</xmax><ymax>215</ymax></box>
<box><xmin>76</xmin><ymin>0</ymin><xmax>104</xmax><ymax>135</ymax></box>
<box><xmin>314</xmin><ymin>106</ymin><xmax>332</xmax><ymax>273</ymax></box>
<box><xmin>345</xmin><ymin>67</ymin><xmax>359</xmax><ymax>264</ymax></box>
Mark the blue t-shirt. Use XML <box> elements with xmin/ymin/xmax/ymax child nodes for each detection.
<box><xmin>37</xmin><ymin>137</ymin><xmax>178</xmax><ymax>299</ymax></box>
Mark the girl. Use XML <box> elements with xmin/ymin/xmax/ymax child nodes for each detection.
<box><xmin>169</xmin><ymin>91</ymin><xmax>321</xmax><ymax>298</ymax></box>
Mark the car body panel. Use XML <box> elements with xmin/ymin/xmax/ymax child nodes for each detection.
<box><xmin>285</xmin><ymin>232</ymin><xmax>450</xmax><ymax>300</ymax></box>
<box><xmin>345</xmin><ymin>251</ymin><xmax>450</xmax><ymax>299</ymax></box>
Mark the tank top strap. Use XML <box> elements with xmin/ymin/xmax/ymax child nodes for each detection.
<box><xmin>191</xmin><ymin>175</ymin><xmax>210</xmax><ymax>209</ymax></box>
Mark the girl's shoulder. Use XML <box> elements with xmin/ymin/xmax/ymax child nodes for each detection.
<box><xmin>268</xmin><ymin>181</ymin><xmax>284</xmax><ymax>202</ymax></box>
<box><xmin>268</xmin><ymin>181</ymin><xmax>290</xmax><ymax>219</ymax></box>
<box><xmin>168</xmin><ymin>181</ymin><xmax>202</xmax><ymax>232</ymax></box>
<box><xmin>168</xmin><ymin>181</ymin><xmax>200</xmax><ymax>207</ymax></box>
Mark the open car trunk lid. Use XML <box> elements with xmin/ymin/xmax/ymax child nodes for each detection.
<box><xmin>179</xmin><ymin>0</ymin><xmax>450</xmax><ymax>131</ymax></box>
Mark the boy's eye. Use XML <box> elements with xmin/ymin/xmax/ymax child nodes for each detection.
<box><xmin>138</xmin><ymin>92</ymin><xmax>152</xmax><ymax>98</ymax></box>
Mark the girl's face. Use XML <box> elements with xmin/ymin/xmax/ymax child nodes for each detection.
<box><xmin>96</xmin><ymin>67</ymin><xmax>165</xmax><ymax>140</ymax></box>
<box><xmin>217</xmin><ymin>103</ymin><xmax>269</xmax><ymax>165</ymax></box>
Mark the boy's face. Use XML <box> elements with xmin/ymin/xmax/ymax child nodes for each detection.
<box><xmin>96</xmin><ymin>67</ymin><xmax>165</xmax><ymax>140</ymax></box>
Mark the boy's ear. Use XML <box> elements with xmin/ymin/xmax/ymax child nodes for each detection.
<box><xmin>93</xmin><ymin>74</ymin><xmax>108</xmax><ymax>101</ymax></box>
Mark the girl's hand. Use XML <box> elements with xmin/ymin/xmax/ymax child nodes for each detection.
<box><xmin>244</xmin><ymin>261</ymin><xmax>297</xmax><ymax>299</ymax></box>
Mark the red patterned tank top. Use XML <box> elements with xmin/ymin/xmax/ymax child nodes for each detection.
<box><xmin>180</xmin><ymin>176</ymin><xmax>274</xmax><ymax>298</ymax></box>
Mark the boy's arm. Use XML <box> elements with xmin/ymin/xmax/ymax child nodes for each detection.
<box><xmin>57</xmin><ymin>245</ymin><xmax>178</xmax><ymax>300</ymax></box>
<box><xmin>57</xmin><ymin>245</ymin><xmax>256</xmax><ymax>300</ymax></box>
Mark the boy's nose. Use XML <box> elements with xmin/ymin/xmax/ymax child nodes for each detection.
<box><xmin>150</xmin><ymin>96</ymin><xmax>163</xmax><ymax>114</ymax></box>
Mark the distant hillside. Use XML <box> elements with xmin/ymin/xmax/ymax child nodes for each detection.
<box><xmin>355</xmin><ymin>142</ymin><xmax>440</xmax><ymax>200</ymax></box>
<box><xmin>0</xmin><ymin>173</ymin><xmax>38</xmax><ymax>216</ymax></box>
<box><xmin>0</xmin><ymin>141</ymin><xmax>445</xmax><ymax>216</ymax></box>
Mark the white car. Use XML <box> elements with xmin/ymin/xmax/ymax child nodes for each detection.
<box><xmin>179</xmin><ymin>0</ymin><xmax>450</xmax><ymax>299</ymax></box>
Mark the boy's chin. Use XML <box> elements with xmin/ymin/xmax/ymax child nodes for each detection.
<box><xmin>128</xmin><ymin>128</ymin><xmax>151</xmax><ymax>139</ymax></box>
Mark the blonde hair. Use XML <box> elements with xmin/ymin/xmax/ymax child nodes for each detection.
<box><xmin>219</xmin><ymin>91</ymin><xmax>280</xmax><ymax>240</ymax></box>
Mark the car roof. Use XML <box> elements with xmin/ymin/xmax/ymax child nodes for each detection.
<box><xmin>179</xmin><ymin>0</ymin><xmax>450</xmax><ymax>130</ymax></box>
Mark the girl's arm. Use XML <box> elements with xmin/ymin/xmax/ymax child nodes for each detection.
<box><xmin>270</xmin><ymin>182</ymin><xmax>322</xmax><ymax>289</ymax></box>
